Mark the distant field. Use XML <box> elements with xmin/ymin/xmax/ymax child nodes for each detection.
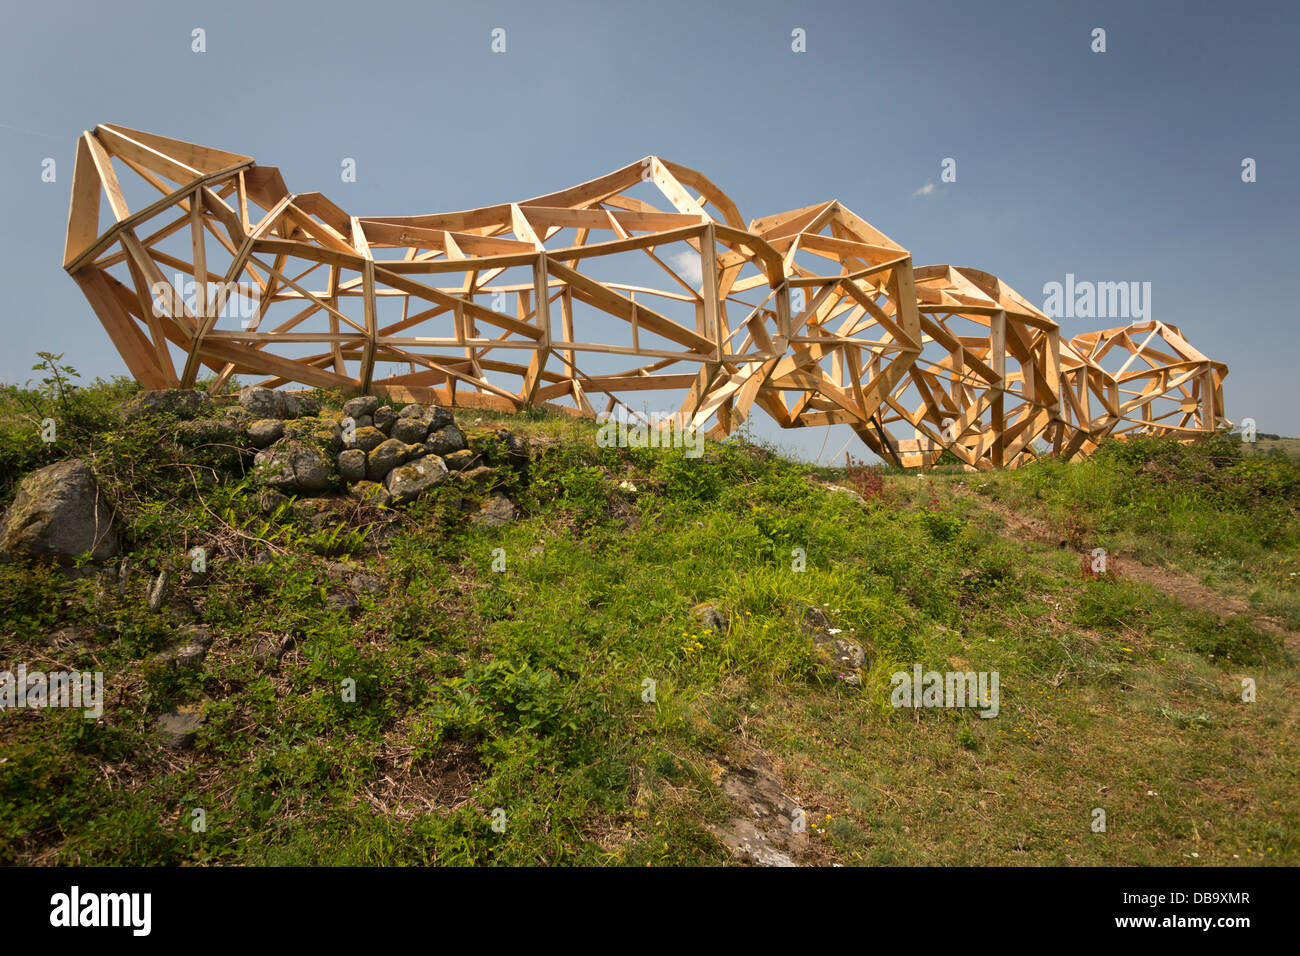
<box><xmin>1243</xmin><ymin>437</ymin><xmax>1300</xmax><ymax>462</ymax></box>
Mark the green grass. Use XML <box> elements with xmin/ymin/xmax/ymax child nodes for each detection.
<box><xmin>0</xmin><ymin>377</ymin><xmax>1297</xmax><ymax>865</ymax></box>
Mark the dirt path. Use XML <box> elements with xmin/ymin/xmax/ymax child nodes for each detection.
<box><xmin>965</xmin><ymin>492</ymin><xmax>1300</xmax><ymax>651</ymax></box>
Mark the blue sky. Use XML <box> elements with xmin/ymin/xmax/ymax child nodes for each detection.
<box><xmin>2</xmin><ymin>0</ymin><xmax>1295</xmax><ymax>462</ymax></box>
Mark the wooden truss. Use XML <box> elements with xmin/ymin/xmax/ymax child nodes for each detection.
<box><xmin>61</xmin><ymin>125</ymin><xmax>1228</xmax><ymax>468</ymax></box>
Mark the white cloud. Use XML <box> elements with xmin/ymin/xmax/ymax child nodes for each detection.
<box><xmin>668</xmin><ymin>249</ymin><xmax>704</xmax><ymax>288</ymax></box>
<box><xmin>912</xmin><ymin>181</ymin><xmax>937</xmax><ymax>198</ymax></box>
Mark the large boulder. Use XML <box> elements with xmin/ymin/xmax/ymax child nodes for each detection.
<box><xmin>337</xmin><ymin>449</ymin><xmax>366</xmax><ymax>484</ymax></box>
<box><xmin>429</xmin><ymin>409</ymin><xmax>455</xmax><ymax>430</ymax></box>
<box><xmin>443</xmin><ymin>449</ymin><xmax>481</xmax><ymax>471</ymax></box>
<box><xmin>474</xmin><ymin>494</ymin><xmax>519</xmax><ymax>527</ymax></box>
<box><xmin>366</xmin><ymin>438</ymin><xmax>408</xmax><ymax>481</ymax></box>
<box><xmin>247</xmin><ymin>419</ymin><xmax>285</xmax><ymax>449</ymax></box>
<box><xmin>342</xmin><ymin>395</ymin><xmax>380</xmax><ymax>421</ymax></box>
<box><xmin>344</xmin><ymin>425</ymin><xmax>386</xmax><ymax>454</ymax></box>
<box><xmin>385</xmin><ymin>455</ymin><xmax>449</xmax><ymax>504</ymax></box>
<box><xmin>252</xmin><ymin>440</ymin><xmax>331</xmax><ymax>493</ymax></box>
<box><xmin>238</xmin><ymin>386</ymin><xmax>299</xmax><ymax>420</ymax></box>
<box><xmin>391</xmin><ymin>417</ymin><xmax>429</xmax><ymax>444</ymax></box>
<box><xmin>372</xmin><ymin>405</ymin><xmax>398</xmax><ymax>434</ymax></box>
<box><xmin>0</xmin><ymin>459</ymin><xmax>119</xmax><ymax>564</ymax></box>
<box><xmin>404</xmin><ymin>403</ymin><xmax>455</xmax><ymax>430</ymax></box>
<box><xmin>283</xmin><ymin>417</ymin><xmax>343</xmax><ymax>453</ymax></box>
<box><xmin>120</xmin><ymin>389</ymin><xmax>211</xmax><ymax>421</ymax></box>
<box><xmin>425</xmin><ymin>424</ymin><xmax>467</xmax><ymax>457</ymax></box>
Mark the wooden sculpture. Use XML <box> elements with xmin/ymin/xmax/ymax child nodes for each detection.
<box><xmin>61</xmin><ymin>125</ymin><xmax>1228</xmax><ymax>469</ymax></box>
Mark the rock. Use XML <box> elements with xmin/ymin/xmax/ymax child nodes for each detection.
<box><xmin>345</xmin><ymin>425</ymin><xmax>387</xmax><ymax>454</ymax></box>
<box><xmin>818</xmin><ymin>640</ymin><xmax>865</xmax><ymax>689</ymax></box>
<box><xmin>691</xmin><ymin>601</ymin><xmax>728</xmax><ymax>633</ymax></box>
<box><xmin>219</xmin><ymin>405</ymin><xmax>253</xmax><ymax>426</ymax></box>
<box><xmin>443</xmin><ymin>449</ymin><xmax>480</xmax><ymax>471</ymax></box>
<box><xmin>474</xmin><ymin>494</ymin><xmax>518</xmax><ymax>527</ymax></box>
<box><xmin>348</xmin><ymin>480</ymin><xmax>391</xmax><ymax>506</ymax></box>
<box><xmin>795</xmin><ymin>602</ymin><xmax>834</xmax><ymax>634</ymax></box>
<box><xmin>175</xmin><ymin>417</ymin><xmax>251</xmax><ymax>472</ymax></box>
<box><xmin>455</xmin><ymin>465</ymin><xmax>498</xmax><ymax>493</ymax></box>
<box><xmin>120</xmin><ymin>389</ymin><xmax>212</xmax><ymax>421</ymax></box>
<box><xmin>337</xmin><ymin>449</ymin><xmax>366</xmax><ymax>483</ymax></box>
<box><xmin>794</xmin><ymin>601</ymin><xmax>867</xmax><ymax>690</ymax></box>
<box><xmin>294</xmin><ymin>394</ymin><xmax>321</xmax><ymax>417</ymax></box>
<box><xmin>352</xmin><ymin>414</ymin><xmax>373</xmax><ymax>429</ymax></box>
<box><xmin>326</xmin><ymin>590</ymin><xmax>360</xmax><ymax>614</ymax></box>
<box><xmin>366</xmin><ymin>438</ymin><xmax>408</xmax><ymax>481</ymax></box>
<box><xmin>342</xmin><ymin>396</ymin><xmax>380</xmax><ymax>421</ymax></box>
<box><xmin>391</xmin><ymin>417</ymin><xmax>429</xmax><ymax>444</ymax></box>
<box><xmin>494</xmin><ymin>429</ymin><xmax>530</xmax><ymax>467</ymax></box>
<box><xmin>284</xmin><ymin>417</ymin><xmax>343</xmax><ymax>453</ymax></box>
<box><xmin>384</xmin><ymin>456</ymin><xmax>449</xmax><ymax>504</ymax></box>
<box><xmin>252</xmin><ymin>633</ymin><xmax>294</xmax><ymax>668</ymax></box>
<box><xmin>238</xmin><ymin>386</ymin><xmax>299</xmax><ymax>419</ymax></box>
<box><xmin>290</xmin><ymin>497</ymin><xmax>346</xmax><ymax>530</ymax></box>
<box><xmin>712</xmin><ymin>819</ymin><xmax>798</xmax><ymax>867</ymax></box>
<box><xmin>178</xmin><ymin>624</ymin><xmax>215</xmax><ymax>648</ymax></box>
<box><xmin>157</xmin><ymin>702</ymin><xmax>206</xmax><ymax>749</ymax></box>
<box><xmin>349</xmin><ymin>572</ymin><xmax>383</xmax><ymax>595</ymax></box>
<box><xmin>252</xmin><ymin>440</ymin><xmax>331</xmax><ymax>493</ymax></box>
<box><xmin>247</xmin><ymin>419</ymin><xmax>285</xmax><ymax>448</ymax></box>
<box><xmin>398</xmin><ymin>402</ymin><xmax>454</xmax><ymax>429</ymax></box>
<box><xmin>147</xmin><ymin>640</ymin><xmax>208</xmax><ymax>673</ymax></box>
<box><xmin>372</xmin><ymin>405</ymin><xmax>398</xmax><ymax>434</ymax></box>
<box><xmin>425</xmin><ymin>423</ymin><xmax>467</xmax><ymax>456</ymax></box>
<box><xmin>0</xmin><ymin>459</ymin><xmax>119</xmax><ymax>564</ymax></box>
<box><xmin>706</xmin><ymin>750</ymin><xmax>806</xmax><ymax>866</ymax></box>
<box><xmin>323</xmin><ymin>561</ymin><xmax>356</xmax><ymax>582</ymax></box>
<box><xmin>422</xmin><ymin>405</ymin><xmax>455</xmax><ymax>430</ymax></box>
<box><xmin>257</xmin><ymin>488</ymin><xmax>289</xmax><ymax>514</ymax></box>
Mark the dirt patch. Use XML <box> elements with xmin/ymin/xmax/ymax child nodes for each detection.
<box><xmin>362</xmin><ymin>741</ymin><xmax>483</xmax><ymax>819</ymax></box>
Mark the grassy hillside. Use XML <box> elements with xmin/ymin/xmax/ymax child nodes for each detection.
<box><xmin>1</xmin><ymin>370</ymin><xmax>1297</xmax><ymax>866</ymax></box>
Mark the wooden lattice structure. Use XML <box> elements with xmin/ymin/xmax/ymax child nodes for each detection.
<box><xmin>61</xmin><ymin>125</ymin><xmax>1228</xmax><ymax>468</ymax></box>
